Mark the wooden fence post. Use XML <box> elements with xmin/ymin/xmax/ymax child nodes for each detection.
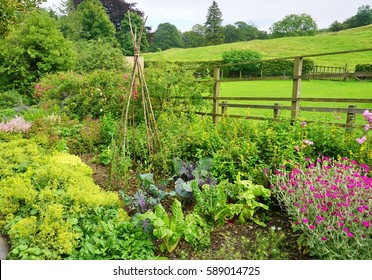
<box><xmin>273</xmin><ymin>103</ymin><xmax>280</xmax><ymax>119</ymax></box>
<box><xmin>291</xmin><ymin>57</ymin><xmax>303</xmax><ymax>119</ymax></box>
<box><xmin>213</xmin><ymin>66</ymin><xmax>221</xmax><ymax>124</ymax></box>
<box><xmin>221</xmin><ymin>101</ymin><xmax>228</xmax><ymax>115</ymax></box>
<box><xmin>346</xmin><ymin>105</ymin><xmax>356</xmax><ymax>130</ymax></box>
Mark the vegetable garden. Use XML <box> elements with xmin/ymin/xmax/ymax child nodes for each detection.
<box><xmin>1</xmin><ymin>56</ymin><xmax>371</xmax><ymax>259</ymax></box>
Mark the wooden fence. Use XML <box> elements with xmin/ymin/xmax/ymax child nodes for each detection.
<box><xmin>202</xmin><ymin>48</ymin><xmax>372</xmax><ymax>127</ymax></box>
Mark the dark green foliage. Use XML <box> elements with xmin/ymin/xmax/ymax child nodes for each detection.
<box><xmin>0</xmin><ymin>10</ymin><xmax>76</xmax><ymax>97</ymax></box>
<box><xmin>74</xmin><ymin>39</ymin><xmax>127</xmax><ymax>73</ymax></box>
<box><xmin>355</xmin><ymin>63</ymin><xmax>372</xmax><ymax>72</ymax></box>
<box><xmin>76</xmin><ymin>0</ymin><xmax>116</xmax><ymax>42</ymax></box>
<box><xmin>259</xmin><ymin>59</ymin><xmax>315</xmax><ymax>76</ymax></box>
<box><xmin>328</xmin><ymin>5</ymin><xmax>372</xmax><ymax>31</ymax></box>
<box><xmin>151</xmin><ymin>23</ymin><xmax>184</xmax><ymax>51</ymax></box>
<box><xmin>204</xmin><ymin>1</ymin><xmax>224</xmax><ymax>45</ymax></box>
<box><xmin>270</xmin><ymin>13</ymin><xmax>318</xmax><ymax>38</ymax></box>
<box><xmin>222</xmin><ymin>49</ymin><xmax>262</xmax><ymax>77</ymax></box>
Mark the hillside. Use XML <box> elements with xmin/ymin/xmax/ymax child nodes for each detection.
<box><xmin>143</xmin><ymin>25</ymin><xmax>372</xmax><ymax>69</ymax></box>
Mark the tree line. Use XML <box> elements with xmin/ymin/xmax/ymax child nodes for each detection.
<box><xmin>2</xmin><ymin>1</ymin><xmax>371</xmax><ymax>53</ymax></box>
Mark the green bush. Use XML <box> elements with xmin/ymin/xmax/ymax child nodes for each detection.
<box><xmin>222</xmin><ymin>49</ymin><xmax>262</xmax><ymax>77</ymax></box>
<box><xmin>355</xmin><ymin>64</ymin><xmax>372</xmax><ymax>72</ymax></box>
<box><xmin>0</xmin><ymin>90</ymin><xmax>22</xmax><ymax>109</ymax></box>
<box><xmin>38</xmin><ymin>70</ymin><xmax>128</xmax><ymax>119</ymax></box>
<box><xmin>74</xmin><ymin>39</ymin><xmax>128</xmax><ymax>73</ymax></box>
<box><xmin>259</xmin><ymin>59</ymin><xmax>314</xmax><ymax>76</ymax></box>
<box><xmin>0</xmin><ymin>10</ymin><xmax>76</xmax><ymax>98</ymax></box>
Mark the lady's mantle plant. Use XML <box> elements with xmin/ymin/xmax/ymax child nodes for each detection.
<box><xmin>271</xmin><ymin>157</ymin><xmax>371</xmax><ymax>259</ymax></box>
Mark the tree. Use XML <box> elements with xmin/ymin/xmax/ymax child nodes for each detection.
<box><xmin>0</xmin><ymin>10</ymin><xmax>76</xmax><ymax>97</ymax></box>
<box><xmin>270</xmin><ymin>13</ymin><xmax>318</xmax><ymax>38</ymax></box>
<box><xmin>344</xmin><ymin>5</ymin><xmax>372</xmax><ymax>29</ymax></box>
<box><xmin>328</xmin><ymin>21</ymin><xmax>345</xmax><ymax>32</ymax></box>
<box><xmin>204</xmin><ymin>1</ymin><xmax>224</xmax><ymax>45</ymax></box>
<box><xmin>72</xmin><ymin>0</ymin><xmax>143</xmax><ymax>31</ymax></box>
<box><xmin>151</xmin><ymin>23</ymin><xmax>184</xmax><ymax>51</ymax></box>
<box><xmin>224</xmin><ymin>24</ymin><xmax>243</xmax><ymax>43</ymax></box>
<box><xmin>0</xmin><ymin>0</ymin><xmax>45</xmax><ymax>36</ymax></box>
<box><xmin>116</xmin><ymin>11</ymin><xmax>149</xmax><ymax>55</ymax></box>
<box><xmin>77</xmin><ymin>0</ymin><xmax>116</xmax><ymax>41</ymax></box>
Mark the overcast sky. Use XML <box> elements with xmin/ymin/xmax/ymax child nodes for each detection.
<box><xmin>43</xmin><ymin>0</ymin><xmax>372</xmax><ymax>31</ymax></box>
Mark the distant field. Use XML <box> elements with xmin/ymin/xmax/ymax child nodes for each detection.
<box><xmin>144</xmin><ymin>25</ymin><xmax>372</xmax><ymax>70</ymax></box>
<box><xmin>210</xmin><ymin>79</ymin><xmax>372</xmax><ymax>124</ymax></box>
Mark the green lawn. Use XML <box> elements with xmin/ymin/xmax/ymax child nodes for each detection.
<box><xmin>144</xmin><ymin>25</ymin><xmax>372</xmax><ymax>70</ymax></box>
<box><xmin>214</xmin><ymin>79</ymin><xmax>372</xmax><ymax>124</ymax></box>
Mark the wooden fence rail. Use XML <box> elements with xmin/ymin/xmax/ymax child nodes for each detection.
<box><xmin>208</xmin><ymin>48</ymin><xmax>372</xmax><ymax>126</ymax></box>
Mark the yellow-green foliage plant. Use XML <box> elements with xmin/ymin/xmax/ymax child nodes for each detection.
<box><xmin>0</xmin><ymin>139</ymin><xmax>154</xmax><ymax>259</ymax></box>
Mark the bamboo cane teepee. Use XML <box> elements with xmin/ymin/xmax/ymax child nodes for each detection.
<box><xmin>110</xmin><ymin>13</ymin><xmax>160</xmax><ymax>189</ymax></box>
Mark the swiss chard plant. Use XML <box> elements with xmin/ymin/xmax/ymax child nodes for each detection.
<box><xmin>139</xmin><ymin>199</ymin><xmax>185</xmax><ymax>253</ymax></box>
<box><xmin>139</xmin><ymin>199</ymin><xmax>211</xmax><ymax>252</ymax></box>
<box><xmin>191</xmin><ymin>180</ymin><xmax>242</xmax><ymax>229</ymax></box>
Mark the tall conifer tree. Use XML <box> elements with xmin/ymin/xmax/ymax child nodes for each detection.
<box><xmin>204</xmin><ymin>1</ymin><xmax>224</xmax><ymax>45</ymax></box>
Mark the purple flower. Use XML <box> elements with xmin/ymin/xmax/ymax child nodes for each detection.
<box><xmin>321</xmin><ymin>236</ymin><xmax>327</xmax><ymax>241</ymax></box>
<box><xmin>309</xmin><ymin>225</ymin><xmax>315</xmax><ymax>230</ymax></box>
<box><xmin>362</xmin><ymin>221</ymin><xmax>370</xmax><ymax>228</ymax></box>
<box><xmin>302</xmin><ymin>218</ymin><xmax>309</xmax><ymax>223</ymax></box>
<box><xmin>301</xmin><ymin>121</ymin><xmax>307</xmax><ymax>127</ymax></box>
<box><xmin>347</xmin><ymin>232</ymin><xmax>354</xmax><ymax>238</ymax></box>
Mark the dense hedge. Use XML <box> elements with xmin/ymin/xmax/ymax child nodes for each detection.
<box><xmin>355</xmin><ymin>63</ymin><xmax>372</xmax><ymax>72</ymax></box>
<box><xmin>145</xmin><ymin>58</ymin><xmax>315</xmax><ymax>78</ymax></box>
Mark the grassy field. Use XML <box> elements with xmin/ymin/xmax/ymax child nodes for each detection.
<box><xmin>210</xmin><ymin>79</ymin><xmax>372</xmax><ymax>124</ymax></box>
<box><xmin>144</xmin><ymin>25</ymin><xmax>372</xmax><ymax>70</ymax></box>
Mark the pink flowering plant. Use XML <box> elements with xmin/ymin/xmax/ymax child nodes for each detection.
<box><xmin>271</xmin><ymin>157</ymin><xmax>371</xmax><ymax>259</ymax></box>
<box><xmin>0</xmin><ymin>116</ymin><xmax>32</xmax><ymax>133</ymax></box>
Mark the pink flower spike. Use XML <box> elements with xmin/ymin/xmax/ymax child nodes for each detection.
<box><xmin>364</xmin><ymin>124</ymin><xmax>371</xmax><ymax>131</ymax></box>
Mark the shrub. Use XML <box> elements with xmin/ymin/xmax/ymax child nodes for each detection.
<box><xmin>0</xmin><ymin>90</ymin><xmax>22</xmax><ymax>109</ymax></box>
<box><xmin>271</xmin><ymin>157</ymin><xmax>372</xmax><ymax>259</ymax></box>
<box><xmin>38</xmin><ymin>70</ymin><xmax>128</xmax><ymax>119</ymax></box>
<box><xmin>222</xmin><ymin>49</ymin><xmax>262</xmax><ymax>77</ymax></box>
<box><xmin>0</xmin><ymin>10</ymin><xmax>76</xmax><ymax>98</ymax></box>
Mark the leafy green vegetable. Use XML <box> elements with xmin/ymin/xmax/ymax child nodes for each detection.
<box><xmin>192</xmin><ymin>181</ymin><xmax>241</xmax><ymax>229</ymax></box>
<box><xmin>229</xmin><ymin>175</ymin><xmax>271</xmax><ymax>226</ymax></box>
<box><xmin>140</xmin><ymin>199</ymin><xmax>185</xmax><ymax>253</ymax></box>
